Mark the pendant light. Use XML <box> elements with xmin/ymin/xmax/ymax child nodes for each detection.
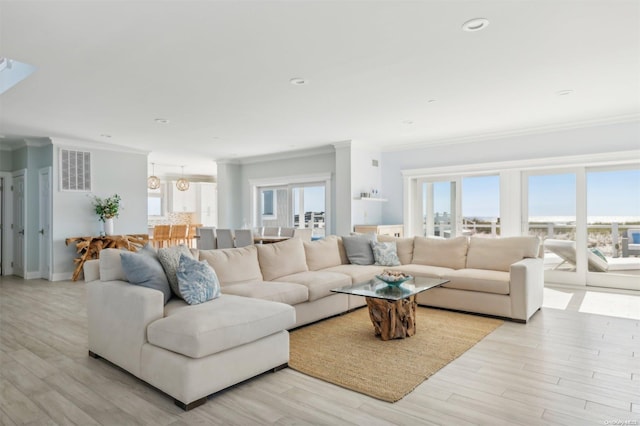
<box><xmin>147</xmin><ymin>163</ymin><xmax>161</xmax><ymax>190</ymax></box>
<box><xmin>176</xmin><ymin>166</ymin><xmax>190</xmax><ymax>191</ymax></box>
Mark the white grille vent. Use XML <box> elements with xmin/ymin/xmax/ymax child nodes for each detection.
<box><xmin>60</xmin><ymin>149</ymin><xmax>91</xmax><ymax>191</ymax></box>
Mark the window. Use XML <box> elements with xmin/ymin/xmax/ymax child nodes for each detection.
<box><xmin>261</xmin><ymin>189</ymin><xmax>276</xmax><ymax>217</ymax></box>
<box><xmin>147</xmin><ymin>185</ymin><xmax>165</xmax><ymax>217</ymax></box>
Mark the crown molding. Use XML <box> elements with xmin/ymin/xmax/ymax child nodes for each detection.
<box><xmin>0</xmin><ymin>137</ymin><xmax>51</xmax><ymax>151</ymax></box>
<box><xmin>235</xmin><ymin>144</ymin><xmax>335</xmax><ymax>165</ymax></box>
<box><xmin>50</xmin><ymin>137</ymin><xmax>149</xmax><ymax>155</ymax></box>
<box><xmin>382</xmin><ymin>113</ymin><xmax>640</xmax><ymax>153</ymax></box>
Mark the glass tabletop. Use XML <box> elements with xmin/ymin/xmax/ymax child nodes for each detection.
<box><xmin>331</xmin><ymin>276</ymin><xmax>449</xmax><ymax>301</ymax></box>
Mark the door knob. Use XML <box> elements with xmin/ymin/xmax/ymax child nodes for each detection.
<box><xmin>18</xmin><ymin>229</ymin><xmax>24</xmax><ymax>235</ymax></box>
<box><xmin>39</xmin><ymin>229</ymin><xmax>45</xmax><ymax>234</ymax></box>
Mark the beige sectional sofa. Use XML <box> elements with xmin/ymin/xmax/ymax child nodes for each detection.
<box><xmin>84</xmin><ymin>234</ymin><xmax>542</xmax><ymax>410</ymax></box>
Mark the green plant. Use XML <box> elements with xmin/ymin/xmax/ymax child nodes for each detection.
<box><xmin>92</xmin><ymin>194</ymin><xmax>122</xmax><ymax>222</ymax></box>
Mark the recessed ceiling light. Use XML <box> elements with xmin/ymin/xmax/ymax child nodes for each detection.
<box><xmin>154</xmin><ymin>118</ymin><xmax>170</xmax><ymax>124</ymax></box>
<box><xmin>402</xmin><ymin>120</ymin><xmax>414</xmax><ymax>125</ymax></box>
<box><xmin>462</xmin><ymin>18</ymin><xmax>489</xmax><ymax>32</ymax></box>
<box><xmin>556</xmin><ymin>90</ymin><xmax>574</xmax><ymax>96</ymax></box>
<box><xmin>289</xmin><ymin>78</ymin><xmax>309</xmax><ymax>86</ymax></box>
<box><xmin>427</xmin><ymin>99</ymin><xmax>437</xmax><ymax>103</ymax></box>
<box><xmin>100</xmin><ymin>134</ymin><xmax>112</xmax><ymax>138</ymax></box>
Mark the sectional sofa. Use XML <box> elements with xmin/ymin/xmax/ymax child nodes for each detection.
<box><xmin>83</xmin><ymin>234</ymin><xmax>542</xmax><ymax>409</ymax></box>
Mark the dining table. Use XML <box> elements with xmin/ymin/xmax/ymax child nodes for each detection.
<box><xmin>253</xmin><ymin>235</ymin><xmax>291</xmax><ymax>244</ymax></box>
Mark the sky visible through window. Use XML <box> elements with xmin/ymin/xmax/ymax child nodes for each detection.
<box><xmin>430</xmin><ymin>169</ymin><xmax>640</xmax><ymax>223</ymax></box>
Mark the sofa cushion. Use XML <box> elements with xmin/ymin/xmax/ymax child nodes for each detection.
<box><xmin>277</xmin><ymin>271</ymin><xmax>351</xmax><ymax>302</ymax></box>
<box><xmin>199</xmin><ymin>246</ymin><xmax>263</xmax><ymax>286</ymax></box>
<box><xmin>336</xmin><ymin>237</ymin><xmax>350</xmax><ymax>265</ymax></box>
<box><xmin>466</xmin><ymin>236</ymin><xmax>540</xmax><ymax>272</ymax></box>
<box><xmin>443</xmin><ymin>269</ymin><xmax>510</xmax><ymax>295</ymax></box>
<box><xmin>157</xmin><ymin>245</ymin><xmax>194</xmax><ymax>296</ymax></box>
<box><xmin>371</xmin><ymin>241</ymin><xmax>401</xmax><ymax>266</ymax></box>
<box><xmin>341</xmin><ymin>234</ymin><xmax>377</xmax><ymax>265</ymax></box>
<box><xmin>322</xmin><ymin>264</ymin><xmax>385</xmax><ymax>284</ymax></box>
<box><xmin>412</xmin><ymin>236</ymin><xmax>468</xmax><ymax>270</ymax></box>
<box><xmin>222</xmin><ymin>281</ymin><xmax>309</xmax><ymax>305</ymax></box>
<box><xmin>99</xmin><ymin>248</ymin><xmax>126</xmax><ymax>281</ymax></box>
<box><xmin>176</xmin><ymin>254</ymin><xmax>221</xmax><ymax>305</ymax></box>
<box><xmin>120</xmin><ymin>249</ymin><xmax>172</xmax><ymax>305</ymax></box>
<box><xmin>304</xmin><ymin>236</ymin><xmax>342</xmax><ymax>271</ymax></box>
<box><xmin>147</xmin><ymin>294</ymin><xmax>295</xmax><ymax>359</ymax></box>
<box><xmin>257</xmin><ymin>238</ymin><xmax>308</xmax><ymax>281</ymax></box>
<box><xmin>377</xmin><ymin>235</ymin><xmax>414</xmax><ymax>265</ymax></box>
<box><xmin>388</xmin><ymin>264</ymin><xmax>454</xmax><ymax>279</ymax></box>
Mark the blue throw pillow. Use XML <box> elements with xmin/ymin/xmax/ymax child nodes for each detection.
<box><xmin>632</xmin><ymin>233</ymin><xmax>640</xmax><ymax>244</ymax></box>
<box><xmin>371</xmin><ymin>241</ymin><xmax>401</xmax><ymax>266</ymax></box>
<box><xmin>176</xmin><ymin>254</ymin><xmax>221</xmax><ymax>305</ymax></box>
<box><xmin>120</xmin><ymin>250</ymin><xmax>172</xmax><ymax>305</ymax></box>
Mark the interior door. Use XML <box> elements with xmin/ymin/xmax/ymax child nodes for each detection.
<box><xmin>13</xmin><ymin>171</ymin><xmax>25</xmax><ymax>277</ymax></box>
<box><xmin>39</xmin><ymin>168</ymin><xmax>52</xmax><ymax>280</ymax></box>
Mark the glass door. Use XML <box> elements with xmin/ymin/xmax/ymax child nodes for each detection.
<box><xmin>419</xmin><ymin>178</ymin><xmax>460</xmax><ymax>238</ymax></box>
<box><xmin>292</xmin><ymin>184</ymin><xmax>326</xmax><ymax>238</ymax></box>
<box><xmin>585</xmin><ymin>166</ymin><xmax>640</xmax><ymax>290</ymax></box>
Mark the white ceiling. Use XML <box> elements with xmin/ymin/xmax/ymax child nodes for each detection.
<box><xmin>1</xmin><ymin>1</ymin><xmax>639</xmax><ymax>176</ymax></box>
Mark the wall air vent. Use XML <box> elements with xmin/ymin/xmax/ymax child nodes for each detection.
<box><xmin>60</xmin><ymin>148</ymin><xmax>91</xmax><ymax>191</ymax></box>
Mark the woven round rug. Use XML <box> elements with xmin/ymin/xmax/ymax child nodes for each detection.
<box><xmin>288</xmin><ymin>306</ymin><xmax>503</xmax><ymax>402</ymax></box>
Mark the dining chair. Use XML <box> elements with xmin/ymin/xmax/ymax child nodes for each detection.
<box><xmin>196</xmin><ymin>226</ymin><xmax>217</xmax><ymax>250</ymax></box>
<box><xmin>279</xmin><ymin>227</ymin><xmax>295</xmax><ymax>237</ymax></box>
<box><xmin>169</xmin><ymin>224</ymin><xmax>188</xmax><ymax>246</ymax></box>
<box><xmin>234</xmin><ymin>229</ymin><xmax>253</xmax><ymax>248</ymax></box>
<box><xmin>152</xmin><ymin>225</ymin><xmax>171</xmax><ymax>248</ymax></box>
<box><xmin>293</xmin><ymin>228</ymin><xmax>313</xmax><ymax>241</ymax></box>
<box><xmin>263</xmin><ymin>226</ymin><xmax>281</xmax><ymax>236</ymax></box>
<box><xmin>187</xmin><ymin>223</ymin><xmax>202</xmax><ymax>248</ymax></box>
<box><xmin>216</xmin><ymin>229</ymin><xmax>235</xmax><ymax>249</ymax></box>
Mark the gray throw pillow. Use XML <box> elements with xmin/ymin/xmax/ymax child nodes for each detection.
<box><xmin>176</xmin><ymin>254</ymin><xmax>221</xmax><ymax>305</ymax></box>
<box><xmin>371</xmin><ymin>241</ymin><xmax>401</xmax><ymax>266</ymax></box>
<box><xmin>120</xmin><ymin>250</ymin><xmax>172</xmax><ymax>304</ymax></box>
<box><xmin>157</xmin><ymin>245</ymin><xmax>194</xmax><ymax>298</ymax></box>
<box><xmin>341</xmin><ymin>234</ymin><xmax>377</xmax><ymax>265</ymax></box>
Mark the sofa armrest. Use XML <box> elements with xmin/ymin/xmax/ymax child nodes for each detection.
<box><xmin>87</xmin><ymin>280</ymin><xmax>164</xmax><ymax>377</ymax></box>
<box><xmin>509</xmin><ymin>258</ymin><xmax>544</xmax><ymax>322</ymax></box>
<box><xmin>83</xmin><ymin>259</ymin><xmax>100</xmax><ymax>282</ymax></box>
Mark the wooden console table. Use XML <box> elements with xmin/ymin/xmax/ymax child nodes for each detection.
<box><xmin>65</xmin><ymin>234</ymin><xmax>149</xmax><ymax>281</ymax></box>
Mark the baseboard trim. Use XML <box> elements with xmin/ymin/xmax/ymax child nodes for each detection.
<box><xmin>51</xmin><ymin>272</ymin><xmax>73</xmax><ymax>282</ymax></box>
<box><xmin>25</xmin><ymin>271</ymin><xmax>42</xmax><ymax>280</ymax></box>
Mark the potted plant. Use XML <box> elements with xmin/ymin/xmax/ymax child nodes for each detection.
<box><xmin>92</xmin><ymin>194</ymin><xmax>122</xmax><ymax>235</ymax></box>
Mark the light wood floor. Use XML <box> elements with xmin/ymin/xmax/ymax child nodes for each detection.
<box><xmin>1</xmin><ymin>276</ymin><xmax>639</xmax><ymax>426</ymax></box>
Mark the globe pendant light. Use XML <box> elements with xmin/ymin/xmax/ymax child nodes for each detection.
<box><xmin>176</xmin><ymin>166</ymin><xmax>190</xmax><ymax>191</ymax></box>
<box><xmin>147</xmin><ymin>163</ymin><xmax>161</xmax><ymax>189</ymax></box>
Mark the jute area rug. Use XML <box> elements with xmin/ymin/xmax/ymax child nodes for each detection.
<box><xmin>289</xmin><ymin>306</ymin><xmax>503</xmax><ymax>402</ymax></box>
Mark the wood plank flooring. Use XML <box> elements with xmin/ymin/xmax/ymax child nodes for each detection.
<box><xmin>1</xmin><ymin>276</ymin><xmax>639</xmax><ymax>425</ymax></box>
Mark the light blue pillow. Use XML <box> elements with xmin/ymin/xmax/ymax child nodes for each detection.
<box><xmin>157</xmin><ymin>245</ymin><xmax>194</xmax><ymax>297</ymax></box>
<box><xmin>120</xmin><ymin>250</ymin><xmax>172</xmax><ymax>304</ymax></box>
<box><xmin>632</xmin><ymin>233</ymin><xmax>640</xmax><ymax>244</ymax></box>
<box><xmin>371</xmin><ymin>241</ymin><xmax>401</xmax><ymax>266</ymax></box>
<box><xmin>176</xmin><ymin>254</ymin><xmax>221</xmax><ymax>305</ymax></box>
<box><xmin>342</xmin><ymin>234</ymin><xmax>377</xmax><ymax>265</ymax></box>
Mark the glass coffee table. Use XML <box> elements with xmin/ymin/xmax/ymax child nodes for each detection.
<box><xmin>332</xmin><ymin>276</ymin><xmax>448</xmax><ymax>341</ymax></box>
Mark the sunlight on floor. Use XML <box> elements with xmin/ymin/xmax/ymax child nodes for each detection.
<box><xmin>544</xmin><ymin>286</ymin><xmax>640</xmax><ymax>320</ymax></box>
<box><xmin>542</xmin><ymin>287</ymin><xmax>574</xmax><ymax>310</ymax></box>
<box><xmin>579</xmin><ymin>291</ymin><xmax>640</xmax><ymax>320</ymax></box>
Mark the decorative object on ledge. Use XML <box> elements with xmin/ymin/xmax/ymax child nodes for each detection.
<box><xmin>176</xmin><ymin>166</ymin><xmax>190</xmax><ymax>191</ymax></box>
<box><xmin>147</xmin><ymin>162</ymin><xmax>161</xmax><ymax>190</ymax></box>
<box><xmin>91</xmin><ymin>193</ymin><xmax>122</xmax><ymax>235</ymax></box>
<box><xmin>65</xmin><ymin>234</ymin><xmax>149</xmax><ymax>281</ymax></box>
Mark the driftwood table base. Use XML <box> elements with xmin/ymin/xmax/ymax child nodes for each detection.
<box><xmin>366</xmin><ymin>295</ymin><xmax>417</xmax><ymax>341</ymax></box>
<box><xmin>65</xmin><ymin>234</ymin><xmax>149</xmax><ymax>281</ymax></box>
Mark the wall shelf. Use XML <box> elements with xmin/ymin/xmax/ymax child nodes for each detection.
<box><xmin>354</xmin><ymin>197</ymin><xmax>388</xmax><ymax>202</ymax></box>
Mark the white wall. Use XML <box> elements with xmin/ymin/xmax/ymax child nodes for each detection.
<box><xmin>350</xmin><ymin>142</ymin><xmax>382</xmax><ymax>227</ymax></box>
<box><xmin>381</xmin><ymin>121</ymin><xmax>640</xmax><ymax>225</ymax></box>
<box><xmin>51</xmin><ymin>140</ymin><xmax>148</xmax><ymax>280</ymax></box>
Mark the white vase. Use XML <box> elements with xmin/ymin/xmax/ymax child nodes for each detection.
<box><xmin>104</xmin><ymin>218</ymin><xmax>114</xmax><ymax>236</ymax></box>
